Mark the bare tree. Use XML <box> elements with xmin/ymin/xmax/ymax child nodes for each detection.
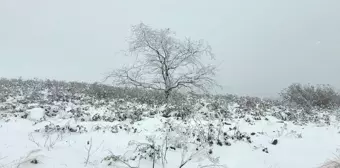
<box><xmin>106</xmin><ymin>23</ymin><xmax>218</xmax><ymax>101</ymax></box>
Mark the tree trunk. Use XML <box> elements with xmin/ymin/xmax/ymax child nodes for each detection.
<box><xmin>165</xmin><ymin>90</ymin><xmax>170</xmax><ymax>103</ymax></box>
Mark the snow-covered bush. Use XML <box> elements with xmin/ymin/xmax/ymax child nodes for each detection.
<box><xmin>1</xmin><ymin>77</ymin><xmax>339</xmax><ymax>125</ymax></box>
<box><xmin>280</xmin><ymin>83</ymin><xmax>340</xmax><ymax>110</ymax></box>
<box><xmin>101</xmin><ymin>120</ymin><xmax>226</xmax><ymax>168</ymax></box>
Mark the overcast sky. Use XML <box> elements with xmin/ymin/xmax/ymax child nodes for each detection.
<box><xmin>1</xmin><ymin>0</ymin><xmax>340</xmax><ymax>97</ymax></box>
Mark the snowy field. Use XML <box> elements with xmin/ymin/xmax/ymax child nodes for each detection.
<box><xmin>0</xmin><ymin>80</ymin><xmax>340</xmax><ymax>168</ymax></box>
<box><xmin>1</xmin><ymin>102</ymin><xmax>340</xmax><ymax>168</ymax></box>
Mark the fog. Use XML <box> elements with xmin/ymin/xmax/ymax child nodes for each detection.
<box><xmin>1</xmin><ymin>0</ymin><xmax>340</xmax><ymax>97</ymax></box>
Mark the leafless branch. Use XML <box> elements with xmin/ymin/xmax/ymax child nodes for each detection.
<box><xmin>84</xmin><ymin>137</ymin><xmax>104</xmax><ymax>166</ymax></box>
<box><xmin>179</xmin><ymin>146</ymin><xmax>208</xmax><ymax>168</ymax></box>
<box><xmin>106</xmin><ymin>23</ymin><xmax>218</xmax><ymax>100</ymax></box>
<box><xmin>28</xmin><ymin>133</ymin><xmax>41</xmax><ymax>148</ymax></box>
<box><xmin>106</xmin><ymin>151</ymin><xmax>139</xmax><ymax>168</ymax></box>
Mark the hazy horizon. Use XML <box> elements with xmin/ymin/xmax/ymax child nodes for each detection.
<box><xmin>1</xmin><ymin>0</ymin><xmax>340</xmax><ymax>97</ymax></box>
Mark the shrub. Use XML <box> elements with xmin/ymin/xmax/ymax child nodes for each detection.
<box><xmin>280</xmin><ymin>83</ymin><xmax>340</xmax><ymax>109</ymax></box>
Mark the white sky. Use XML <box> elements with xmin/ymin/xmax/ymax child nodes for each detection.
<box><xmin>1</xmin><ymin>0</ymin><xmax>340</xmax><ymax>97</ymax></box>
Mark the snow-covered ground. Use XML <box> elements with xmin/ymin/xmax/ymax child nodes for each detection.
<box><xmin>1</xmin><ymin>105</ymin><xmax>340</xmax><ymax>168</ymax></box>
<box><xmin>0</xmin><ymin>79</ymin><xmax>340</xmax><ymax>168</ymax></box>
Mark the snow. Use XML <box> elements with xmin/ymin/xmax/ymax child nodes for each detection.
<box><xmin>1</xmin><ymin>92</ymin><xmax>340</xmax><ymax>168</ymax></box>
<box><xmin>27</xmin><ymin>108</ymin><xmax>45</xmax><ymax>121</ymax></box>
<box><xmin>0</xmin><ymin>113</ymin><xmax>339</xmax><ymax>168</ymax></box>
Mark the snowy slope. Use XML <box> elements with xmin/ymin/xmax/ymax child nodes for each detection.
<box><xmin>0</xmin><ymin>79</ymin><xmax>340</xmax><ymax>168</ymax></box>
<box><xmin>1</xmin><ymin>108</ymin><xmax>340</xmax><ymax>168</ymax></box>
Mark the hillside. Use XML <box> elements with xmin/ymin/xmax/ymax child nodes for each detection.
<box><xmin>0</xmin><ymin>78</ymin><xmax>340</xmax><ymax>168</ymax></box>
